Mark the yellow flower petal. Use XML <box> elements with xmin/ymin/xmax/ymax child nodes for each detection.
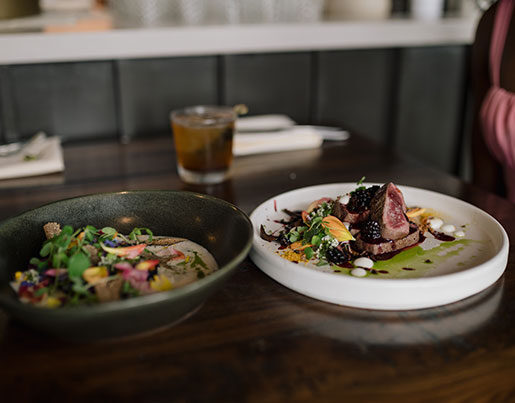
<box><xmin>83</xmin><ymin>266</ymin><xmax>108</xmax><ymax>284</ymax></box>
<box><xmin>290</xmin><ymin>241</ymin><xmax>313</xmax><ymax>251</ymax></box>
<box><xmin>321</xmin><ymin>215</ymin><xmax>355</xmax><ymax>242</ymax></box>
<box><xmin>150</xmin><ymin>274</ymin><xmax>173</xmax><ymax>292</ymax></box>
<box><xmin>135</xmin><ymin>259</ymin><xmax>159</xmax><ymax>271</ymax></box>
<box><xmin>46</xmin><ymin>296</ymin><xmax>62</xmax><ymax>308</ymax></box>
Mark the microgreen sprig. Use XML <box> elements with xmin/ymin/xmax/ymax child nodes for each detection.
<box><xmin>351</xmin><ymin>176</ymin><xmax>367</xmax><ymax>194</ymax></box>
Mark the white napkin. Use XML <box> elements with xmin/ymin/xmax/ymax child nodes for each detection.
<box><xmin>0</xmin><ymin>133</ymin><xmax>65</xmax><ymax>180</ymax></box>
<box><xmin>233</xmin><ymin>126</ymin><xmax>323</xmax><ymax>156</ymax></box>
<box><xmin>235</xmin><ymin>114</ymin><xmax>295</xmax><ymax>132</ymax></box>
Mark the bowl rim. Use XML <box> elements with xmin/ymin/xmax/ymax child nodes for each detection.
<box><xmin>0</xmin><ymin>189</ymin><xmax>253</xmax><ymax>316</ymax></box>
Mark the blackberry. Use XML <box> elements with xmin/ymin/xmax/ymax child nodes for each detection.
<box><xmin>367</xmin><ymin>185</ymin><xmax>380</xmax><ymax>199</ymax></box>
<box><xmin>347</xmin><ymin>189</ymin><xmax>371</xmax><ymax>212</ymax></box>
<box><xmin>348</xmin><ymin>185</ymin><xmax>380</xmax><ymax>212</ymax></box>
<box><xmin>361</xmin><ymin>220</ymin><xmax>382</xmax><ymax>242</ymax></box>
<box><xmin>326</xmin><ymin>247</ymin><xmax>350</xmax><ymax>265</ymax></box>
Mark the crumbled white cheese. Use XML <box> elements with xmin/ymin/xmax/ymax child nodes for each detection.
<box><xmin>322</xmin><ymin>235</ymin><xmax>339</xmax><ymax>248</ymax></box>
<box><xmin>454</xmin><ymin>230</ymin><xmax>465</xmax><ymax>237</ymax></box>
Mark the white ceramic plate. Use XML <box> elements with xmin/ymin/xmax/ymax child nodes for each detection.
<box><xmin>249</xmin><ymin>183</ymin><xmax>509</xmax><ymax>310</ymax></box>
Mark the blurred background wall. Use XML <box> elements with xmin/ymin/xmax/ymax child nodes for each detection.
<box><xmin>0</xmin><ymin>0</ymin><xmax>485</xmax><ymax>182</ymax></box>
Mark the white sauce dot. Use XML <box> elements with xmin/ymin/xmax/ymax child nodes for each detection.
<box><xmin>454</xmin><ymin>230</ymin><xmax>465</xmax><ymax>237</ymax></box>
<box><xmin>428</xmin><ymin>218</ymin><xmax>443</xmax><ymax>230</ymax></box>
<box><xmin>351</xmin><ymin>268</ymin><xmax>367</xmax><ymax>277</ymax></box>
<box><xmin>441</xmin><ymin>224</ymin><xmax>456</xmax><ymax>233</ymax></box>
<box><xmin>340</xmin><ymin>194</ymin><xmax>350</xmax><ymax>204</ymax></box>
<box><xmin>354</xmin><ymin>257</ymin><xmax>374</xmax><ymax>269</ymax></box>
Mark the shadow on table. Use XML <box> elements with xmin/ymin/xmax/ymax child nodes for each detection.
<box><xmin>290</xmin><ymin>279</ymin><xmax>504</xmax><ymax>346</ymax></box>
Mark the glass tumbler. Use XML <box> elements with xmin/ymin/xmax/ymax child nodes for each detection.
<box><xmin>171</xmin><ymin>105</ymin><xmax>236</xmax><ymax>185</ymax></box>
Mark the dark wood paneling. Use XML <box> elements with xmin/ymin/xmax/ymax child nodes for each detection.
<box><xmin>315</xmin><ymin>49</ymin><xmax>396</xmax><ymax>143</ymax></box>
<box><xmin>223</xmin><ymin>52</ymin><xmax>312</xmax><ymax>124</ymax></box>
<box><xmin>6</xmin><ymin>62</ymin><xmax>118</xmax><ymax>142</ymax></box>
<box><xmin>117</xmin><ymin>57</ymin><xmax>218</xmax><ymax>140</ymax></box>
<box><xmin>393</xmin><ymin>45</ymin><xmax>467</xmax><ymax>173</ymax></box>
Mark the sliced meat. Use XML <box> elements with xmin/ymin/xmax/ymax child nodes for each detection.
<box><xmin>369</xmin><ymin>182</ymin><xmax>409</xmax><ymax>240</ymax></box>
<box><xmin>354</xmin><ymin>222</ymin><xmax>420</xmax><ymax>255</ymax></box>
<box><xmin>332</xmin><ymin>201</ymin><xmax>370</xmax><ymax>224</ymax></box>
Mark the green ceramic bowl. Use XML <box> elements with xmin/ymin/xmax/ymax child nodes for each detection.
<box><xmin>0</xmin><ymin>191</ymin><xmax>252</xmax><ymax>341</ymax></box>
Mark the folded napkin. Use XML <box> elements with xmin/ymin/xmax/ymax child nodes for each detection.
<box><xmin>235</xmin><ymin>114</ymin><xmax>295</xmax><ymax>132</ymax></box>
<box><xmin>0</xmin><ymin>132</ymin><xmax>65</xmax><ymax>180</ymax></box>
<box><xmin>233</xmin><ymin>126</ymin><xmax>323</xmax><ymax>156</ymax></box>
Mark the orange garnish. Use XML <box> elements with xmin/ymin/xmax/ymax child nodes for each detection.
<box><xmin>135</xmin><ymin>259</ymin><xmax>160</xmax><ymax>271</ymax></box>
<box><xmin>321</xmin><ymin>215</ymin><xmax>354</xmax><ymax>242</ymax></box>
<box><xmin>100</xmin><ymin>243</ymin><xmax>147</xmax><ymax>259</ymax></box>
<box><xmin>82</xmin><ymin>266</ymin><xmax>108</xmax><ymax>284</ymax></box>
<box><xmin>290</xmin><ymin>241</ymin><xmax>313</xmax><ymax>251</ymax></box>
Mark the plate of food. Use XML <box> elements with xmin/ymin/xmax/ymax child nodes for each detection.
<box><xmin>250</xmin><ymin>181</ymin><xmax>509</xmax><ymax>310</ymax></box>
<box><xmin>0</xmin><ymin>191</ymin><xmax>253</xmax><ymax>341</ymax></box>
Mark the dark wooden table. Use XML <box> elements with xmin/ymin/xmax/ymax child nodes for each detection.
<box><xmin>0</xmin><ymin>135</ymin><xmax>513</xmax><ymax>402</ymax></box>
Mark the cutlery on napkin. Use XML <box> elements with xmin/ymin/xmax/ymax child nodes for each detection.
<box><xmin>233</xmin><ymin>114</ymin><xmax>349</xmax><ymax>156</ymax></box>
<box><xmin>0</xmin><ymin>132</ymin><xmax>65</xmax><ymax>180</ymax></box>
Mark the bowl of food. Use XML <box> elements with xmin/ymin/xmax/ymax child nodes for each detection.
<box><xmin>0</xmin><ymin>190</ymin><xmax>252</xmax><ymax>341</ymax></box>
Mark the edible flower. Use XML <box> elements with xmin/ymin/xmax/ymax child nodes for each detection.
<box><xmin>44</xmin><ymin>268</ymin><xmax>68</xmax><ymax>277</ymax></box>
<box><xmin>149</xmin><ymin>274</ymin><xmax>173</xmax><ymax>292</ymax></box>
<box><xmin>45</xmin><ymin>296</ymin><xmax>62</xmax><ymax>308</ymax></box>
<box><xmin>82</xmin><ymin>266</ymin><xmax>108</xmax><ymax>284</ymax></box>
<box><xmin>290</xmin><ymin>241</ymin><xmax>313</xmax><ymax>251</ymax></box>
<box><xmin>68</xmin><ymin>231</ymin><xmax>85</xmax><ymax>249</ymax></box>
<box><xmin>135</xmin><ymin>259</ymin><xmax>160</xmax><ymax>271</ymax></box>
<box><xmin>321</xmin><ymin>215</ymin><xmax>355</xmax><ymax>242</ymax></box>
<box><xmin>114</xmin><ymin>262</ymin><xmax>150</xmax><ymax>293</ymax></box>
<box><xmin>154</xmin><ymin>246</ymin><xmax>185</xmax><ymax>261</ymax></box>
<box><xmin>100</xmin><ymin>243</ymin><xmax>147</xmax><ymax>259</ymax></box>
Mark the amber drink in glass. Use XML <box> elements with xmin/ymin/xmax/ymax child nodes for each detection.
<box><xmin>171</xmin><ymin>106</ymin><xmax>236</xmax><ymax>184</ymax></box>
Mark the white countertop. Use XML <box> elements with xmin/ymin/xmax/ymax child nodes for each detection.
<box><xmin>0</xmin><ymin>9</ymin><xmax>479</xmax><ymax>65</ymax></box>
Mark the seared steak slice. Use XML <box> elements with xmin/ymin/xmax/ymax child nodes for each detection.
<box><xmin>369</xmin><ymin>182</ymin><xmax>409</xmax><ymax>240</ymax></box>
<box><xmin>355</xmin><ymin>222</ymin><xmax>420</xmax><ymax>255</ymax></box>
<box><xmin>333</xmin><ymin>201</ymin><xmax>370</xmax><ymax>224</ymax></box>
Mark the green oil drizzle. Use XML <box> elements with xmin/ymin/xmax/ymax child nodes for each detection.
<box><xmin>336</xmin><ymin>239</ymin><xmax>483</xmax><ymax>279</ymax></box>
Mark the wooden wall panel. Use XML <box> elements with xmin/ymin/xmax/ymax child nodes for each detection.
<box><xmin>315</xmin><ymin>49</ymin><xmax>396</xmax><ymax>143</ymax></box>
<box><xmin>5</xmin><ymin>62</ymin><xmax>117</xmax><ymax>142</ymax></box>
<box><xmin>223</xmin><ymin>52</ymin><xmax>312</xmax><ymax>124</ymax></box>
<box><xmin>117</xmin><ymin>57</ymin><xmax>218</xmax><ymax>140</ymax></box>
